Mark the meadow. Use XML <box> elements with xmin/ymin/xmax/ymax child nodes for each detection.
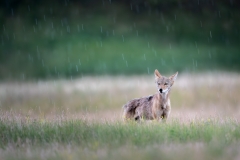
<box><xmin>1</xmin><ymin>1</ymin><xmax>240</xmax><ymax>159</ymax></box>
<box><xmin>0</xmin><ymin>72</ymin><xmax>240</xmax><ymax>159</ymax></box>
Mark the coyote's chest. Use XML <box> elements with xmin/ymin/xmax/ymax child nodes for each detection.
<box><xmin>152</xmin><ymin>95</ymin><xmax>171</xmax><ymax>119</ymax></box>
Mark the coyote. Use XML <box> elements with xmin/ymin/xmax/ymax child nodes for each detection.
<box><xmin>122</xmin><ymin>69</ymin><xmax>178</xmax><ymax>121</ymax></box>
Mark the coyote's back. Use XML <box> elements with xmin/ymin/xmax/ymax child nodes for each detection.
<box><xmin>122</xmin><ymin>95</ymin><xmax>154</xmax><ymax>120</ymax></box>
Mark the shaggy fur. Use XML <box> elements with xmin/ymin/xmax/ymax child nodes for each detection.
<box><xmin>122</xmin><ymin>69</ymin><xmax>178</xmax><ymax>121</ymax></box>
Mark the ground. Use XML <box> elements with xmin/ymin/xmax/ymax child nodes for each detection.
<box><xmin>0</xmin><ymin>72</ymin><xmax>240</xmax><ymax>159</ymax></box>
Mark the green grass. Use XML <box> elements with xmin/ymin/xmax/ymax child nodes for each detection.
<box><xmin>0</xmin><ymin>118</ymin><xmax>239</xmax><ymax>159</ymax></box>
<box><xmin>0</xmin><ymin>118</ymin><xmax>239</xmax><ymax>147</ymax></box>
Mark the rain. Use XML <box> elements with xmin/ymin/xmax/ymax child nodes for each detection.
<box><xmin>0</xmin><ymin>0</ymin><xmax>240</xmax><ymax>159</ymax></box>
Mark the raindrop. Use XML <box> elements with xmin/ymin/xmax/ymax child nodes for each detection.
<box><xmin>130</xmin><ymin>3</ymin><xmax>133</xmax><ymax>10</ymax></box>
<box><xmin>195</xmin><ymin>41</ymin><xmax>198</xmax><ymax>48</ymax></box>
<box><xmin>42</xmin><ymin>60</ymin><xmax>45</xmax><ymax>67</ymax></box>
<box><xmin>82</xmin><ymin>24</ymin><xmax>84</xmax><ymax>30</ymax></box>
<box><xmin>22</xmin><ymin>74</ymin><xmax>25</xmax><ymax>80</ymax></box>
<box><xmin>79</xmin><ymin>59</ymin><xmax>81</xmax><ymax>65</ymax></box>
<box><xmin>100</xmin><ymin>26</ymin><xmax>103</xmax><ymax>33</ymax></box>
<box><xmin>11</xmin><ymin>8</ymin><xmax>14</xmax><ymax>16</ymax></box>
<box><xmin>77</xmin><ymin>25</ymin><xmax>80</xmax><ymax>32</ymax></box>
<box><xmin>28</xmin><ymin>5</ymin><xmax>30</xmax><ymax>12</ymax></box>
<box><xmin>3</xmin><ymin>25</ymin><xmax>5</xmax><ymax>32</ymax></box>
<box><xmin>210</xmin><ymin>31</ymin><xmax>212</xmax><ymax>38</ymax></box>
<box><xmin>33</xmin><ymin>26</ymin><xmax>36</xmax><ymax>32</ymax></box>
<box><xmin>175</xmin><ymin>15</ymin><xmax>176</xmax><ymax>20</ymax></box>
<box><xmin>148</xmin><ymin>42</ymin><xmax>150</xmax><ymax>48</ymax></box>
<box><xmin>67</xmin><ymin>26</ymin><xmax>70</xmax><ymax>32</ymax></box>
<box><xmin>200</xmin><ymin>21</ymin><xmax>202</xmax><ymax>27</ymax></box>
<box><xmin>218</xmin><ymin>11</ymin><xmax>221</xmax><ymax>18</ymax></box>
<box><xmin>112</xmin><ymin>30</ymin><xmax>115</xmax><ymax>36</ymax></box>
<box><xmin>35</xmin><ymin>19</ymin><xmax>38</xmax><ymax>25</ymax></box>
<box><xmin>166</xmin><ymin>26</ymin><xmax>169</xmax><ymax>32</ymax></box>
<box><xmin>103</xmin><ymin>63</ymin><xmax>107</xmax><ymax>69</ymax></box>
<box><xmin>76</xmin><ymin>65</ymin><xmax>78</xmax><ymax>72</ymax></box>
<box><xmin>61</xmin><ymin>20</ymin><xmax>63</xmax><ymax>26</ymax></box>
<box><xmin>44</xmin><ymin>15</ymin><xmax>46</xmax><ymax>21</ymax></box>
<box><xmin>208</xmin><ymin>51</ymin><xmax>211</xmax><ymax>59</ymax></box>
<box><xmin>1</xmin><ymin>36</ymin><xmax>4</xmax><ymax>46</ymax></box>
<box><xmin>13</xmin><ymin>33</ymin><xmax>15</xmax><ymax>39</ymax></box>
<box><xmin>122</xmin><ymin>54</ymin><xmax>125</xmax><ymax>60</ymax></box>
<box><xmin>169</xmin><ymin>43</ymin><xmax>171</xmax><ymax>49</ymax></box>
<box><xmin>136</xmin><ymin>5</ymin><xmax>139</xmax><ymax>13</ymax></box>
<box><xmin>52</xmin><ymin>22</ymin><xmax>54</xmax><ymax>28</ymax></box>
<box><xmin>144</xmin><ymin>54</ymin><xmax>146</xmax><ymax>60</ymax></box>
<box><xmin>126</xmin><ymin>61</ymin><xmax>128</xmax><ymax>67</ymax></box>
<box><xmin>147</xmin><ymin>67</ymin><xmax>149</xmax><ymax>74</ymax></box>
<box><xmin>136</xmin><ymin>30</ymin><xmax>138</xmax><ymax>36</ymax></box>
<box><xmin>113</xmin><ymin>17</ymin><xmax>116</xmax><ymax>23</ymax></box>
<box><xmin>122</xmin><ymin>35</ymin><xmax>124</xmax><ymax>42</ymax></box>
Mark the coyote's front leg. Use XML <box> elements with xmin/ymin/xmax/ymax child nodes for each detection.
<box><xmin>161</xmin><ymin>109</ymin><xmax>170</xmax><ymax>122</ymax></box>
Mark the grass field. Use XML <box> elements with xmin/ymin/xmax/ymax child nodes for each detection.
<box><xmin>0</xmin><ymin>72</ymin><xmax>240</xmax><ymax>159</ymax></box>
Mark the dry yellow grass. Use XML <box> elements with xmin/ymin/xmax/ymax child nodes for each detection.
<box><xmin>0</xmin><ymin>72</ymin><xmax>240</xmax><ymax>122</ymax></box>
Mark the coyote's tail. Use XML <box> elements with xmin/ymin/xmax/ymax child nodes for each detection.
<box><xmin>122</xmin><ymin>103</ymin><xmax>137</xmax><ymax>120</ymax></box>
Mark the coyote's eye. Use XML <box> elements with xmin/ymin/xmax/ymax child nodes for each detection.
<box><xmin>164</xmin><ymin>83</ymin><xmax>168</xmax><ymax>85</ymax></box>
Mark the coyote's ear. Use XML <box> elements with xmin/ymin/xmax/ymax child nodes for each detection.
<box><xmin>154</xmin><ymin>69</ymin><xmax>162</xmax><ymax>79</ymax></box>
<box><xmin>169</xmin><ymin>72</ymin><xmax>178</xmax><ymax>81</ymax></box>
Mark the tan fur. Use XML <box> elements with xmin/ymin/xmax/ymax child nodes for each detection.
<box><xmin>122</xmin><ymin>69</ymin><xmax>178</xmax><ymax>122</ymax></box>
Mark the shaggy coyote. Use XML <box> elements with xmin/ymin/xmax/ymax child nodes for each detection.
<box><xmin>122</xmin><ymin>69</ymin><xmax>178</xmax><ymax>121</ymax></box>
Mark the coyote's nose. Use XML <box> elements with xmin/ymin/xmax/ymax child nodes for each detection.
<box><xmin>159</xmin><ymin>88</ymin><xmax>162</xmax><ymax>93</ymax></box>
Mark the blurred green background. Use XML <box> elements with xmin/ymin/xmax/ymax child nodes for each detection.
<box><xmin>1</xmin><ymin>0</ymin><xmax>240</xmax><ymax>80</ymax></box>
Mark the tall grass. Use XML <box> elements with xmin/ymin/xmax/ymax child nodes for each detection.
<box><xmin>0</xmin><ymin>117</ymin><xmax>239</xmax><ymax>160</ymax></box>
<box><xmin>1</xmin><ymin>118</ymin><xmax>239</xmax><ymax>147</ymax></box>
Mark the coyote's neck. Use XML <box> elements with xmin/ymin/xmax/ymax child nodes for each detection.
<box><xmin>157</xmin><ymin>91</ymin><xmax>170</xmax><ymax>107</ymax></box>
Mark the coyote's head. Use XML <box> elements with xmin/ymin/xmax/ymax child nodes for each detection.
<box><xmin>154</xmin><ymin>69</ymin><xmax>178</xmax><ymax>94</ymax></box>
